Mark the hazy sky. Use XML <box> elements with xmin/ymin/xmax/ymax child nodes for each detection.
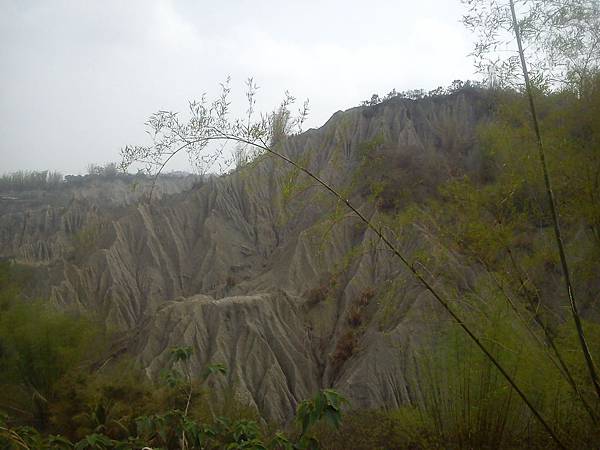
<box><xmin>0</xmin><ymin>0</ymin><xmax>477</xmax><ymax>175</ymax></box>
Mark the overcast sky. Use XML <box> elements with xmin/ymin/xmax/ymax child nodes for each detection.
<box><xmin>0</xmin><ymin>0</ymin><xmax>478</xmax><ymax>175</ymax></box>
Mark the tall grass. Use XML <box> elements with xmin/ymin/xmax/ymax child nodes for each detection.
<box><xmin>317</xmin><ymin>283</ymin><xmax>600</xmax><ymax>449</ymax></box>
<box><xmin>412</xmin><ymin>297</ymin><xmax>598</xmax><ymax>448</ymax></box>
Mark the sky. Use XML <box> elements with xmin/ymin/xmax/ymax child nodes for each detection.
<box><xmin>0</xmin><ymin>0</ymin><xmax>478</xmax><ymax>175</ymax></box>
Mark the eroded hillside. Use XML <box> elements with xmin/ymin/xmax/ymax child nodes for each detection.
<box><xmin>0</xmin><ymin>90</ymin><xmax>499</xmax><ymax>421</ymax></box>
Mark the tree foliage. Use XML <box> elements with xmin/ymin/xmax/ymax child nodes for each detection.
<box><xmin>120</xmin><ymin>77</ymin><xmax>309</xmax><ymax>183</ymax></box>
<box><xmin>462</xmin><ymin>0</ymin><xmax>600</xmax><ymax>92</ymax></box>
<box><xmin>0</xmin><ymin>262</ymin><xmax>103</xmax><ymax>430</ymax></box>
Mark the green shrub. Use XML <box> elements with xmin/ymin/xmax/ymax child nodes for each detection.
<box><xmin>0</xmin><ymin>261</ymin><xmax>104</xmax><ymax>431</ymax></box>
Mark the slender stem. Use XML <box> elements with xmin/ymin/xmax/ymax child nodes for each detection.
<box><xmin>509</xmin><ymin>0</ymin><xmax>600</xmax><ymax>402</ymax></box>
<box><xmin>504</xmin><ymin>248</ymin><xmax>598</xmax><ymax>423</ymax></box>
<box><xmin>180</xmin><ymin>363</ymin><xmax>193</xmax><ymax>450</ymax></box>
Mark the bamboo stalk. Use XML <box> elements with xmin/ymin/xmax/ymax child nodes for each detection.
<box><xmin>509</xmin><ymin>0</ymin><xmax>600</xmax><ymax>402</ymax></box>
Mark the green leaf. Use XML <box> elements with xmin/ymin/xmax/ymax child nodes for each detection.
<box><xmin>170</xmin><ymin>346</ymin><xmax>192</xmax><ymax>362</ymax></box>
<box><xmin>202</xmin><ymin>362</ymin><xmax>227</xmax><ymax>379</ymax></box>
<box><xmin>46</xmin><ymin>434</ymin><xmax>74</xmax><ymax>449</ymax></box>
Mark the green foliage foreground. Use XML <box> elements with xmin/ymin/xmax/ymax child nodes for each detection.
<box><xmin>1</xmin><ymin>389</ymin><xmax>344</xmax><ymax>450</ymax></box>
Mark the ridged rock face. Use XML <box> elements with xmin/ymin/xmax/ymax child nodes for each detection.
<box><xmin>0</xmin><ymin>177</ymin><xmax>196</xmax><ymax>266</ymax></box>
<box><xmin>0</xmin><ymin>91</ymin><xmax>491</xmax><ymax>421</ymax></box>
<box><xmin>132</xmin><ymin>292</ymin><xmax>320</xmax><ymax>423</ymax></box>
